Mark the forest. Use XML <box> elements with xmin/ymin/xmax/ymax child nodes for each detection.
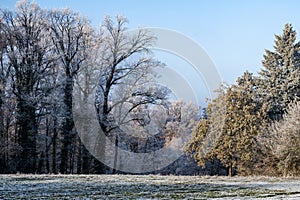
<box><xmin>0</xmin><ymin>1</ymin><xmax>299</xmax><ymax>177</ymax></box>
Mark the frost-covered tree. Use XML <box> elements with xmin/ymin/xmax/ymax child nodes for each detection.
<box><xmin>48</xmin><ymin>8</ymin><xmax>94</xmax><ymax>173</ymax></box>
<box><xmin>95</xmin><ymin>16</ymin><xmax>169</xmax><ymax>173</ymax></box>
<box><xmin>215</xmin><ymin>72</ymin><xmax>266</xmax><ymax>176</ymax></box>
<box><xmin>74</xmin><ymin>39</ymin><xmax>107</xmax><ymax>173</ymax></box>
<box><xmin>186</xmin><ymin>73</ymin><xmax>267</xmax><ymax>176</ymax></box>
<box><xmin>1</xmin><ymin>1</ymin><xmax>55</xmax><ymax>173</ymax></box>
<box><xmin>262</xmin><ymin>102</ymin><xmax>300</xmax><ymax>176</ymax></box>
<box><xmin>0</xmin><ymin>17</ymin><xmax>18</xmax><ymax>171</ymax></box>
<box><xmin>0</xmin><ymin>15</ymin><xmax>8</xmax><ymax>172</ymax></box>
<box><xmin>0</xmin><ymin>17</ymin><xmax>5</xmax><ymax>132</ymax></box>
<box><xmin>257</xmin><ymin>23</ymin><xmax>300</xmax><ymax>121</ymax></box>
<box><xmin>185</xmin><ymin>85</ymin><xmax>227</xmax><ymax>174</ymax></box>
<box><xmin>164</xmin><ymin>101</ymin><xmax>199</xmax><ymax>146</ymax></box>
<box><xmin>252</xmin><ymin>23</ymin><xmax>300</xmax><ymax>176</ymax></box>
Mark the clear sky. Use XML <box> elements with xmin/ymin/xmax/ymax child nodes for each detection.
<box><xmin>2</xmin><ymin>0</ymin><xmax>300</xmax><ymax>84</ymax></box>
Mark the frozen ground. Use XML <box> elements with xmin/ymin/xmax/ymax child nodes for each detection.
<box><xmin>0</xmin><ymin>174</ymin><xmax>299</xmax><ymax>199</ymax></box>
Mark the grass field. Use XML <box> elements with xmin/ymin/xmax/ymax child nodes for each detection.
<box><xmin>1</xmin><ymin>175</ymin><xmax>300</xmax><ymax>199</ymax></box>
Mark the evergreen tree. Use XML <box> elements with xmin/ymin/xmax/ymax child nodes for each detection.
<box><xmin>186</xmin><ymin>73</ymin><xmax>266</xmax><ymax>176</ymax></box>
<box><xmin>185</xmin><ymin>118</ymin><xmax>210</xmax><ymax>168</ymax></box>
<box><xmin>208</xmin><ymin>73</ymin><xmax>262</xmax><ymax>176</ymax></box>
<box><xmin>185</xmin><ymin>85</ymin><xmax>228</xmax><ymax>174</ymax></box>
<box><xmin>219</xmin><ymin>72</ymin><xmax>266</xmax><ymax>176</ymax></box>
<box><xmin>258</xmin><ymin>23</ymin><xmax>300</xmax><ymax>120</ymax></box>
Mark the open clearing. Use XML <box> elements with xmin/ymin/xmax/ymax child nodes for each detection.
<box><xmin>0</xmin><ymin>175</ymin><xmax>299</xmax><ymax>199</ymax></box>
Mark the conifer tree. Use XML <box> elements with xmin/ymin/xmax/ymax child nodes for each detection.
<box><xmin>258</xmin><ymin>23</ymin><xmax>300</xmax><ymax>120</ymax></box>
<box><xmin>185</xmin><ymin>85</ymin><xmax>228</xmax><ymax>174</ymax></box>
<box><xmin>186</xmin><ymin>72</ymin><xmax>266</xmax><ymax>176</ymax></box>
<box><xmin>224</xmin><ymin>72</ymin><xmax>266</xmax><ymax>175</ymax></box>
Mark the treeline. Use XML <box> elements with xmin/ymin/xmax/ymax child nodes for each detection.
<box><xmin>186</xmin><ymin>24</ymin><xmax>300</xmax><ymax>177</ymax></box>
<box><xmin>0</xmin><ymin>1</ymin><xmax>196</xmax><ymax>174</ymax></box>
<box><xmin>0</xmin><ymin>1</ymin><xmax>110</xmax><ymax>173</ymax></box>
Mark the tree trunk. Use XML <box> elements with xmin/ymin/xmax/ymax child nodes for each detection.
<box><xmin>112</xmin><ymin>135</ymin><xmax>119</xmax><ymax>174</ymax></box>
<box><xmin>60</xmin><ymin>77</ymin><xmax>75</xmax><ymax>174</ymax></box>
<box><xmin>52</xmin><ymin>117</ymin><xmax>58</xmax><ymax>174</ymax></box>
<box><xmin>77</xmin><ymin>137</ymin><xmax>82</xmax><ymax>174</ymax></box>
<box><xmin>228</xmin><ymin>164</ymin><xmax>233</xmax><ymax>177</ymax></box>
<box><xmin>45</xmin><ymin>117</ymin><xmax>50</xmax><ymax>173</ymax></box>
<box><xmin>17</xmin><ymin>100</ymin><xmax>38</xmax><ymax>173</ymax></box>
<box><xmin>82</xmin><ymin>146</ymin><xmax>91</xmax><ymax>173</ymax></box>
<box><xmin>0</xmin><ymin>90</ymin><xmax>3</xmax><ymax>136</ymax></box>
<box><xmin>37</xmin><ymin>152</ymin><xmax>44</xmax><ymax>173</ymax></box>
<box><xmin>0</xmin><ymin>90</ymin><xmax>5</xmax><ymax>173</ymax></box>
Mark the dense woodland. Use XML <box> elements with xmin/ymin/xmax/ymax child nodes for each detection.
<box><xmin>0</xmin><ymin>1</ymin><xmax>299</xmax><ymax>176</ymax></box>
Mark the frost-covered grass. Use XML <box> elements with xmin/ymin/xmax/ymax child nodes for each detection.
<box><xmin>1</xmin><ymin>175</ymin><xmax>300</xmax><ymax>199</ymax></box>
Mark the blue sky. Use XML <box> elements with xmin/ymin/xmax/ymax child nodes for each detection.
<box><xmin>2</xmin><ymin>0</ymin><xmax>300</xmax><ymax>84</ymax></box>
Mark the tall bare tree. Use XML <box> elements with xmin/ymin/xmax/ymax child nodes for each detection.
<box><xmin>48</xmin><ymin>8</ymin><xmax>94</xmax><ymax>173</ymax></box>
<box><xmin>1</xmin><ymin>0</ymin><xmax>54</xmax><ymax>173</ymax></box>
<box><xmin>95</xmin><ymin>16</ymin><xmax>169</xmax><ymax>173</ymax></box>
<box><xmin>0</xmin><ymin>13</ymin><xmax>8</xmax><ymax>172</ymax></box>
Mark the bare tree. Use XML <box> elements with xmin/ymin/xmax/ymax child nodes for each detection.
<box><xmin>1</xmin><ymin>1</ymin><xmax>55</xmax><ymax>173</ymax></box>
<box><xmin>263</xmin><ymin>101</ymin><xmax>300</xmax><ymax>176</ymax></box>
<box><xmin>0</xmin><ymin>14</ymin><xmax>9</xmax><ymax>172</ymax></box>
<box><xmin>48</xmin><ymin>8</ymin><xmax>94</xmax><ymax>173</ymax></box>
<box><xmin>74</xmin><ymin>36</ymin><xmax>107</xmax><ymax>173</ymax></box>
<box><xmin>95</xmin><ymin>16</ymin><xmax>169</xmax><ymax>173</ymax></box>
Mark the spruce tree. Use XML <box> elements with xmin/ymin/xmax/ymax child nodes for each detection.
<box><xmin>258</xmin><ymin>23</ymin><xmax>300</xmax><ymax>120</ymax></box>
